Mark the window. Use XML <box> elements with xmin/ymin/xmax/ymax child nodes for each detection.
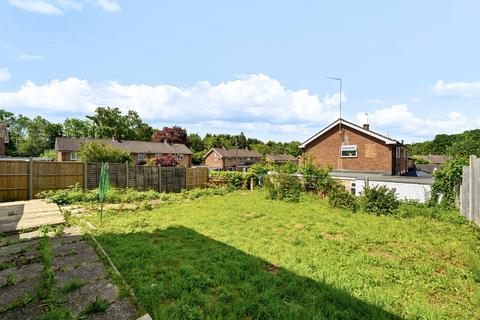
<box><xmin>396</xmin><ymin>147</ymin><xmax>401</xmax><ymax>159</ymax></box>
<box><xmin>138</xmin><ymin>153</ymin><xmax>146</xmax><ymax>160</ymax></box>
<box><xmin>70</xmin><ymin>152</ymin><xmax>78</xmax><ymax>161</ymax></box>
<box><xmin>155</xmin><ymin>153</ymin><xmax>162</xmax><ymax>158</ymax></box>
<box><xmin>349</xmin><ymin>181</ymin><xmax>356</xmax><ymax>195</ymax></box>
<box><xmin>341</xmin><ymin>145</ymin><xmax>357</xmax><ymax>157</ymax></box>
<box><xmin>176</xmin><ymin>154</ymin><xmax>184</xmax><ymax>161</ymax></box>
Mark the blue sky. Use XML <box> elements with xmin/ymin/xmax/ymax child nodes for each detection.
<box><xmin>1</xmin><ymin>1</ymin><xmax>480</xmax><ymax>142</ymax></box>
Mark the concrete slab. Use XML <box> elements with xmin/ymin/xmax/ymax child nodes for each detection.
<box><xmin>53</xmin><ymin>246</ymin><xmax>99</xmax><ymax>271</ymax></box>
<box><xmin>89</xmin><ymin>299</ymin><xmax>137</xmax><ymax>320</ymax></box>
<box><xmin>0</xmin><ymin>250</ymin><xmax>40</xmax><ymax>267</ymax></box>
<box><xmin>63</xmin><ymin>280</ymin><xmax>119</xmax><ymax>316</ymax></box>
<box><xmin>0</xmin><ymin>277</ymin><xmax>39</xmax><ymax>310</ymax></box>
<box><xmin>55</xmin><ymin>262</ymin><xmax>107</xmax><ymax>287</ymax></box>
<box><xmin>0</xmin><ymin>239</ymin><xmax>40</xmax><ymax>257</ymax></box>
<box><xmin>0</xmin><ymin>200</ymin><xmax>64</xmax><ymax>234</ymax></box>
<box><xmin>0</xmin><ymin>301</ymin><xmax>43</xmax><ymax>320</ymax></box>
<box><xmin>0</xmin><ymin>262</ymin><xmax>42</xmax><ymax>287</ymax></box>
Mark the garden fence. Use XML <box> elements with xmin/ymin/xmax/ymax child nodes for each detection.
<box><xmin>460</xmin><ymin>155</ymin><xmax>480</xmax><ymax>226</ymax></box>
<box><xmin>0</xmin><ymin>159</ymin><xmax>208</xmax><ymax>202</ymax></box>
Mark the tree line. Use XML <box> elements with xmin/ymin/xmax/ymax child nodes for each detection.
<box><xmin>0</xmin><ymin>107</ymin><xmax>301</xmax><ymax>163</ymax></box>
<box><xmin>407</xmin><ymin>129</ymin><xmax>480</xmax><ymax>159</ymax></box>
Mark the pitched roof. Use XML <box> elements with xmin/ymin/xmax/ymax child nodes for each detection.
<box><xmin>299</xmin><ymin>118</ymin><xmax>399</xmax><ymax>148</ymax></box>
<box><xmin>265</xmin><ymin>154</ymin><xmax>297</xmax><ymax>161</ymax></box>
<box><xmin>0</xmin><ymin>123</ymin><xmax>9</xmax><ymax>143</ymax></box>
<box><xmin>204</xmin><ymin>148</ymin><xmax>262</xmax><ymax>159</ymax></box>
<box><xmin>55</xmin><ymin>137</ymin><xmax>192</xmax><ymax>154</ymax></box>
<box><xmin>422</xmin><ymin>155</ymin><xmax>450</xmax><ymax>164</ymax></box>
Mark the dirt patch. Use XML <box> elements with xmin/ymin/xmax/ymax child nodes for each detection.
<box><xmin>244</xmin><ymin>211</ymin><xmax>264</xmax><ymax>219</ymax></box>
<box><xmin>263</xmin><ymin>263</ymin><xmax>280</xmax><ymax>275</ymax></box>
<box><xmin>322</xmin><ymin>232</ymin><xmax>347</xmax><ymax>241</ymax></box>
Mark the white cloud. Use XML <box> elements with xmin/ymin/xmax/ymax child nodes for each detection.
<box><xmin>355</xmin><ymin>104</ymin><xmax>480</xmax><ymax>142</ymax></box>
<box><xmin>8</xmin><ymin>0</ymin><xmax>62</xmax><ymax>14</ymax></box>
<box><xmin>17</xmin><ymin>54</ymin><xmax>45</xmax><ymax>61</ymax></box>
<box><xmin>0</xmin><ymin>68</ymin><xmax>11</xmax><ymax>82</ymax></box>
<box><xmin>433</xmin><ymin>80</ymin><xmax>480</xmax><ymax>98</ymax></box>
<box><xmin>95</xmin><ymin>0</ymin><xmax>120</xmax><ymax>12</ymax></box>
<box><xmin>0</xmin><ymin>74</ymin><xmax>340</xmax><ymax>139</ymax></box>
<box><xmin>8</xmin><ymin>0</ymin><xmax>121</xmax><ymax>14</ymax></box>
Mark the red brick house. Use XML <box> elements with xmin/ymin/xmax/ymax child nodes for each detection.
<box><xmin>299</xmin><ymin>118</ymin><xmax>408</xmax><ymax>175</ymax></box>
<box><xmin>204</xmin><ymin>148</ymin><xmax>262</xmax><ymax>171</ymax></box>
<box><xmin>55</xmin><ymin>137</ymin><xmax>192</xmax><ymax>167</ymax></box>
<box><xmin>265</xmin><ymin>154</ymin><xmax>298</xmax><ymax>165</ymax></box>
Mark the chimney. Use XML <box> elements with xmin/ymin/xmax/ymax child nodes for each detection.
<box><xmin>363</xmin><ymin>124</ymin><xmax>370</xmax><ymax>130</ymax></box>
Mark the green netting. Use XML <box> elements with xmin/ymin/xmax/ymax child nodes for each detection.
<box><xmin>99</xmin><ymin>162</ymin><xmax>110</xmax><ymax>202</ymax></box>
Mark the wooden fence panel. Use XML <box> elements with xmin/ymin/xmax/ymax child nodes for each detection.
<box><xmin>460</xmin><ymin>155</ymin><xmax>480</xmax><ymax>226</ymax></box>
<box><xmin>32</xmin><ymin>161</ymin><xmax>84</xmax><ymax>196</ymax></box>
<box><xmin>0</xmin><ymin>160</ymin><xmax>29</xmax><ymax>202</ymax></box>
<box><xmin>186</xmin><ymin>167</ymin><xmax>208</xmax><ymax>189</ymax></box>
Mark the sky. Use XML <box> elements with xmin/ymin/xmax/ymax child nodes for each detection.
<box><xmin>0</xmin><ymin>1</ymin><xmax>480</xmax><ymax>143</ymax></box>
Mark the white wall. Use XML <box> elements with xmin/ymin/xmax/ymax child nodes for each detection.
<box><xmin>353</xmin><ymin>179</ymin><xmax>431</xmax><ymax>203</ymax></box>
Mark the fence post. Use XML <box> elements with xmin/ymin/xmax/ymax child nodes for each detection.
<box><xmin>469</xmin><ymin>155</ymin><xmax>476</xmax><ymax>221</ymax></box>
<box><xmin>125</xmin><ymin>162</ymin><xmax>129</xmax><ymax>188</ymax></box>
<box><xmin>83</xmin><ymin>161</ymin><xmax>88</xmax><ymax>189</ymax></box>
<box><xmin>28</xmin><ymin>157</ymin><xmax>33</xmax><ymax>200</ymax></box>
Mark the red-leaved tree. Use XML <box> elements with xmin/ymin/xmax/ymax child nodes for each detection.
<box><xmin>155</xmin><ymin>155</ymin><xmax>178</xmax><ymax>167</ymax></box>
<box><xmin>153</xmin><ymin>126</ymin><xmax>188</xmax><ymax>145</ymax></box>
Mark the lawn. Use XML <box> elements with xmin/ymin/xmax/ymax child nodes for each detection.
<box><xmin>85</xmin><ymin>190</ymin><xmax>480</xmax><ymax>319</ymax></box>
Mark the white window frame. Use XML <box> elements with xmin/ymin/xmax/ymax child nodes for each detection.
<box><xmin>138</xmin><ymin>153</ymin><xmax>146</xmax><ymax>160</ymax></box>
<box><xmin>176</xmin><ymin>154</ymin><xmax>184</xmax><ymax>161</ymax></box>
<box><xmin>70</xmin><ymin>152</ymin><xmax>78</xmax><ymax>161</ymax></box>
<box><xmin>349</xmin><ymin>181</ymin><xmax>356</xmax><ymax>195</ymax></box>
<box><xmin>340</xmin><ymin>145</ymin><xmax>357</xmax><ymax>158</ymax></box>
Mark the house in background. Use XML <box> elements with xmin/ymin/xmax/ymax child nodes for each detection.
<box><xmin>203</xmin><ymin>148</ymin><xmax>262</xmax><ymax>171</ymax></box>
<box><xmin>414</xmin><ymin>154</ymin><xmax>450</xmax><ymax>175</ymax></box>
<box><xmin>55</xmin><ymin>137</ymin><xmax>192</xmax><ymax>167</ymax></box>
<box><xmin>299</xmin><ymin>118</ymin><xmax>408</xmax><ymax>175</ymax></box>
<box><xmin>265</xmin><ymin>154</ymin><xmax>298</xmax><ymax>165</ymax></box>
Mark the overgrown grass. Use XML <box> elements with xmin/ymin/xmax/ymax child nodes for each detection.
<box><xmin>85</xmin><ymin>191</ymin><xmax>480</xmax><ymax>319</ymax></box>
<box><xmin>37</xmin><ymin>184</ymin><xmax>232</xmax><ymax>205</ymax></box>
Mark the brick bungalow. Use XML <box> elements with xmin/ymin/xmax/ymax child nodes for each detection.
<box><xmin>55</xmin><ymin>137</ymin><xmax>192</xmax><ymax>167</ymax></box>
<box><xmin>265</xmin><ymin>154</ymin><xmax>298</xmax><ymax>165</ymax></box>
<box><xmin>203</xmin><ymin>148</ymin><xmax>262</xmax><ymax>171</ymax></box>
<box><xmin>299</xmin><ymin>118</ymin><xmax>408</xmax><ymax>175</ymax></box>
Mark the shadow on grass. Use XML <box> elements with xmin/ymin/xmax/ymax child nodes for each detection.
<box><xmin>97</xmin><ymin>226</ymin><xmax>402</xmax><ymax>320</ymax></box>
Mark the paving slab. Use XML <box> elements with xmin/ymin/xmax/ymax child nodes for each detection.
<box><xmin>63</xmin><ymin>279</ymin><xmax>119</xmax><ymax>316</ymax></box>
<box><xmin>52</xmin><ymin>240</ymin><xmax>92</xmax><ymax>256</ymax></box>
<box><xmin>0</xmin><ymin>262</ymin><xmax>42</xmax><ymax>287</ymax></box>
<box><xmin>0</xmin><ymin>277</ymin><xmax>39</xmax><ymax>310</ymax></box>
<box><xmin>53</xmin><ymin>243</ymin><xmax>99</xmax><ymax>271</ymax></box>
<box><xmin>0</xmin><ymin>200</ymin><xmax>64</xmax><ymax>234</ymax></box>
<box><xmin>89</xmin><ymin>299</ymin><xmax>137</xmax><ymax>320</ymax></box>
<box><xmin>50</xmin><ymin>234</ymin><xmax>83</xmax><ymax>248</ymax></box>
<box><xmin>0</xmin><ymin>250</ymin><xmax>40</xmax><ymax>267</ymax></box>
<box><xmin>0</xmin><ymin>301</ymin><xmax>43</xmax><ymax>320</ymax></box>
<box><xmin>0</xmin><ymin>239</ymin><xmax>40</xmax><ymax>257</ymax></box>
<box><xmin>55</xmin><ymin>261</ymin><xmax>107</xmax><ymax>287</ymax></box>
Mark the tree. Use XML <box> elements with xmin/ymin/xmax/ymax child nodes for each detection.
<box><xmin>125</xmin><ymin>110</ymin><xmax>154</xmax><ymax>141</ymax></box>
<box><xmin>153</xmin><ymin>126</ymin><xmax>188</xmax><ymax>144</ymax></box>
<box><xmin>155</xmin><ymin>155</ymin><xmax>178</xmax><ymax>167</ymax></box>
<box><xmin>63</xmin><ymin>118</ymin><xmax>93</xmax><ymax>138</ymax></box>
<box><xmin>78</xmin><ymin>141</ymin><xmax>132</xmax><ymax>163</ymax></box>
<box><xmin>187</xmin><ymin>133</ymin><xmax>205</xmax><ymax>153</ymax></box>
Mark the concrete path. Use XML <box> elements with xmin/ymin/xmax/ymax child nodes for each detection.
<box><xmin>0</xmin><ymin>226</ymin><xmax>139</xmax><ymax>319</ymax></box>
<box><xmin>0</xmin><ymin>199</ymin><xmax>64</xmax><ymax>234</ymax></box>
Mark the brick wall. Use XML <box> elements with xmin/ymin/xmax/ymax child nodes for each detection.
<box><xmin>303</xmin><ymin>126</ymin><xmax>394</xmax><ymax>174</ymax></box>
<box><xmin>204</xmin><ymin>151</ymin><xmax>224</xmax><ymax>169</ymax></box>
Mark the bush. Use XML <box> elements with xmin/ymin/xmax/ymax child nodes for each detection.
<box><xmin>265</xmin><ymin>173</ymin><xmax>303</xmax><ymax>202</ymax></box>
<box><xmin>40</xmin><ymin>149</ymin><xmax>57</xmax><ymax>160</ymax></box>
<box><xmin>359</xmin><ymin>185</ymin><xmax>399</xmax><ymax>215</ymax></box>
<box><xmin>396</xmin><ymin>201</ymin><xmax>467</xmax><ymax>224</ymax></box>
<box><xmin>299</xmin><ymin>161</ymin><xmax>337</xmax><ymax>194</ymax></box>
<box><xmin>430</xmin><ymin>158</ymin><xmax>468</xmax><ymax>207</ymax></box>
<box><xmin>328</xmin><ymin>187</ymin><xmax>358</xmax><ymax>212</ymax></box>
<box><xmin>210</xmin><ymin>171</ymin><xmax>255</xmax><ymax>189</ymax></box>
<box><xmin>78</xmin><ymin>141</ymin><xmax>132</xmax><ymax>163</ymax></box>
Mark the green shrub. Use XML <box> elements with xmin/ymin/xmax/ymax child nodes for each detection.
<box><xmin>265</xmin><ymin>173</ymin><xmax>303</xmax><ymax>202</ymax></box>
<box><xmin>299</xmin><ymin>161</ymin><xmax>337</xmax><ymax>194</ymax></box>
<box><xmin>395</xmin><ymin>201</ymin><xmax>467</xmax><ymax>224</ymax></box>
<box><xmin>78</xmin><ymin>141</ymin><xmax>132</xmax><ymax>163</ymax></box>
<box><xmin>328</xmin><ymin>187</ymin><xmax>358</xmax><ymax>212</ymax></box>
<box><xmin>210</xmin><ymin>171</ymin><xmax>255</xmax><ymax>189</ymax></box>
<box><xmin>359</xmin><ymin>185</ymin><xmax>399</xmax><ymax>215</ymax></box>
<box><xmin>430</xmin><ymin>158</ymin><xmax>468</xmax><ymax>207</ymax></box>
